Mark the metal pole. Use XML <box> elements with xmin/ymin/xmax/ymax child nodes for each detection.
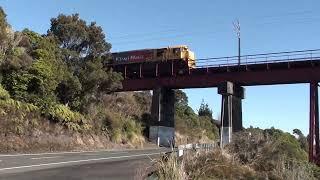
<box><xmin>238</xmin><ymin>36</ymin><xmax>241</xmax><ymax>66</ymax></box>
<box><xmin>233</xmin><ymin>20</ymin><xmax>241</xmax><ymax>67</ymax></box>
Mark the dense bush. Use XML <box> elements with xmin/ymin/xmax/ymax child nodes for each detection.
<box><xmin>46</xmin><ymin>104</ymin><xmax>91</xmax><ymax>132</ymax></box>
<box><xmin>227</xmin><ymin>127</ymin><xmax>320</xmax><ymax>179</ymax></box>
<box><xmin>151</xmin><ymin>128</ymin><xmax>320</xmax><ymax>180</ymax></box>
<box><xmin>0</xmin><ymin>84</ymin><xmax>41</xmax><ymax>135</ymax></box>
<box><xmin>174</xmin><ymin>90</ymin><xmax>219</xmax><ymax>143</ymax></box>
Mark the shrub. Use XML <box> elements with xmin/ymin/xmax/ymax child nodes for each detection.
<box><xmin>0</xmin><ymin>85</ymin><xmax>10</xmax><ymax>100</ymax></box>
<box><xmin>46</xmin><ymin>104</ymin><xmax>90</xmax><ymax>132</ymax></box>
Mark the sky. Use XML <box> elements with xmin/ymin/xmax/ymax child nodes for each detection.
<box><xmin>1</xmin><ymin>0</ymin><xmax>319</xmax><ymax>134</ymax></box>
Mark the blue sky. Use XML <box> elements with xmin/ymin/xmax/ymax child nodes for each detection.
<box><xmin>1</xmin><ymin>0</ymin><xmax>319</xmax><ymax>134</ymax></box>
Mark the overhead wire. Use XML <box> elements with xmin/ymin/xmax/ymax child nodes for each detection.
<box><xmin>109</xmin><ymin>9</ymin><xmax>318</xmax><ymax>43</ymax></box>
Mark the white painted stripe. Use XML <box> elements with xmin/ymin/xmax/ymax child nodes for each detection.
<box><xmin>0</xmin><ymin>150</ymin><xmax>115</xmax><ymax>157</ymax></box>
<box><xmin>31</xmin><ymin>156</ymin><xmax>60</xmax><ymax>160</ymax></box>
<box><xmin>0</xmin><ymin>152</ymin><xmax>161</xmax><ymax>171</ymax></box>
<box><xmin>0</xmin><ymin>148</ymin><xmax>160</xmax><ymax>157</ymax></box>
<box><xmin>82</xmin><ymin>152</ymin><xmax>128</xmax><ymax>156</ymax></box>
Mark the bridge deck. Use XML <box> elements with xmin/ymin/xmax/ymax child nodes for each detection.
<box><xmin>111</xmin><ymin>49</ymin><xmax>320</xmax><ymax>91</ymax></box>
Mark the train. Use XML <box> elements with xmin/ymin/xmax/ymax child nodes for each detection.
<box><xmin>111</xmin><ymin>45</ymin><xmax>195</xmax><ymax>68</ymax></box>
<box><xmin>109</xmin><ymin>45</ymin><xmax>196</xmax><ymax>77</ymax></box>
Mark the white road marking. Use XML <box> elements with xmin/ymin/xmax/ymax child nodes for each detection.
<box><xmin>0</xmin><ymin>148</ymin><xmax>161</xmax><ymax>157</ymax></box>
<box><xmin>0</xmin><ymin>150</ymin><xmax>113</xmax><ymax>157</ymax></box>
<box><xmin>0</xmin><ymin>152</ymin><xmax>162</xmax><ymax>171</ymax></box>
<box><xmin>31</xmin><ymin>156</ymin><xmax>60</xmax><ymax>160</ymax></box>
<box><xmin>82</xmin><ymin>152</ymin><xmax>128</xmax><ymax>156</ymax></box>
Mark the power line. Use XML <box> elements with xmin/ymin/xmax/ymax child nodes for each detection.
<box><xmin>107</xmin><ymin>9</ymin><xmax>318</xmax><ymax>42</ymax></box>
<box><xmin>111</xmin><ymin>30</ymin><xmax>224</xmax><ymax>45</ymax></box>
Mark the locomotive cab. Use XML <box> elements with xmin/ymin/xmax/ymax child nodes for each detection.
<box><xmin>166</xmin><ymin>45</ymin><xmax>196</xmax><ymax>69</ymax></box>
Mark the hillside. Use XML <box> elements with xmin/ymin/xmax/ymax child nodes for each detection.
<box><xmin>151</xmin><ymin>127</ymin><xmax>320</xmax><ymax>180</ymax></box>
<box><xmin>0</xmin><ymin>7</ymin><xmax>218</xmax><ymax>152</ymax></box>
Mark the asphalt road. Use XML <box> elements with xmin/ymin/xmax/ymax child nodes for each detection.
<box><xmin>0</xmin><ymin>148</ymin><xmax>169</xmax><ymax>180</ymax></box>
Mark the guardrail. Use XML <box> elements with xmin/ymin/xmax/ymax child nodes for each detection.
<box><xmin>196</xmin><ymin>49</ymin><xmax>320</xmax><ymax>68</ymax></box>
<box><xmin>177</xmin><ymin>143</ymin><xmax>216</xmax><ymax>157</ymax></box>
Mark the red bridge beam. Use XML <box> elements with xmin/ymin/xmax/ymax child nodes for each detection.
<box><xmin>120</xmin><ymin>66</ymin><xmax>320</xmax><ymax>91</ymax></box>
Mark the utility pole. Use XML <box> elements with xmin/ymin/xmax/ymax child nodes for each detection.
<box><xmin>233</xmin><ymin>20</ymin><xmax>241</xmax><ymax>67</ymax></box>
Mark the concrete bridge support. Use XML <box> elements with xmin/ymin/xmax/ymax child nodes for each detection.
<box><xmin>149</xmin><ymin>88</ymin><xmax>175</xmax><ymax>147</ymax></box>
<box><xmin>309</xmin><ymin>82</ymin><xmax>320</xmax><ymax>164</ymax></box>
<box><xmin>218</xmin><ymin>82</ymin><xmax>245</xmax><ymax>147</ymax></box>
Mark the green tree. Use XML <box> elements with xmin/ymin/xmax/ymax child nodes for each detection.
<box><xmin>48</xmin><ymin>13</ymin><xmax>111</xmax><ymax>67</ymax></box>
<box><xmin>293</xmin><ymin>128</ymin><xmax>308</xmax><ymax>152</ymax></box>
<box><xmin>0</xmin><ymin>7</ymin><xmax>11</xmax><ymax>60</ymax></box>
<box><xmin>198</xmin><ymin>100</ymin><xmax>213</xmax><ymax>119</ymax></box>
<box><xmin>174</xmin><ymin>89</ymin><xmax>188</xmax><ymax>107</ymax></box>
<box><xmin>1</xmin><ymin>30</ymin><xmax>68</xmax><ymax>108</ymax></box>
<box><xmin>78</xmin><ymin>58</ymin><xmax>122</xmax><ymax>111</ymax></box>
<box><xmin>47</xmin><ymin>13</ymin><xmax>122</xmax><ymax>111</ymax></box>
<box><xmin>55</xmin><ymin>73</ymin><xmax>82</xmax><ymax>109</ymax></box>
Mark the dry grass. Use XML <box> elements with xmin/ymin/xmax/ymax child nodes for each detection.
<box><xmin>150</xmin><ymin>149</ymin><xmax>319</xmax><ymax>180</ymax></box>
<box><xmin>152</xmin><ymin>154</ymin><xmax>187</xmax><ymax>180</ymax></box>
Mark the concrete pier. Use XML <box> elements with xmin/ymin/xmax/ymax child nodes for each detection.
<box><xmin>149</xmin><ymin>88</ymin><xmax>175</xmax><ymax>147</ymax></box>
<box><xmin>218</xmin><ymin>82</ymin><xmax>245</xmax><ymax>147</ymax></box>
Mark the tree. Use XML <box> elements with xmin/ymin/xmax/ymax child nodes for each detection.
<box><xmin>174</xmin><ymin>89</ymin><xmax>188</xmax><ymax>107</ymax></box>
<box><xmin>78</xmin><ymin>58</ymin><xmax>122</xmax><ymax>111</ymax></box>
<box><xmin>48</xmin><ymin>14</ymin><xmax>111</xmax><ymax>66</ymax></box>
<box><xmin>198</xmin><ymin>99</ymin><xmax>213</xmax><ymax>119</ymax></box>
<box><xmin>0</xmin><ymin>7</ymin><xmax>11</xmax><ymax>59</ymax></box>
<box><xmin>47</xmin><ymin>13</ymin><xmax>122</xmax><ymax>111</ymax></box>
<box><xmin>55</xmin><ymin>73</ymin><xmax>82</xmax><ymax>109</ymax></box>
<box><xmin>293</xmin><ymin>128</ymin><xmax>308</xmax><ymax>152</ymax></box>
<box><xmin>0</xmin><ymin>29</ymin><xmax>69</xmax><ymax>108</ymax></box>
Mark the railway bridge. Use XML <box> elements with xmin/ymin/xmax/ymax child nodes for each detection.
<box><xmin>111</xmin><ymin>49</ymin><xmax>320</xmax><ymax>164</ymax></box>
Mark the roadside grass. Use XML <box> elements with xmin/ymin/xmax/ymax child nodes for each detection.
<box><xmin>149</xmin><ymin>128</ymin><xmax>320</xmax><ymax>180</ymax></box>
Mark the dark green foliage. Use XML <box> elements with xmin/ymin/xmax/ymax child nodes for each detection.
<box><xmin>0</xmin><ymin>7</ymin><xmax>8</xmax><ymax>41</ymax></box>
<box><xmin>55</xmin><ymin>73</ymin><xmax>82</xmax><ymax>109</ymax></box>
<box><xmin>1</xmin><ymin>30</ymin><xmax>67</xmax><ymax>108</ymax></box>
<box><xmin>174</xmin><ymin>89</ymin><xmax>188</xmax><ymax>107</ymax></box>
<box><xmin>0</xmin><ymin>7</ymin><xmax>10</xmax><ymax>60</ymax></box>
<box><xmin>198</xmin><ymin>99</ymin><xmax>213</xmax><ymax>119</ymax></box>
<box><xmin>293</xmin><ymin>128</ymin><xmax>308</xmax><ymax>152</ymax></box>
<box><xmin>48</xmin><ymin>13</ymin><xmax>111</xmax><ymax>64</ymax></box>
<box><xmin>155</xmin><ymin>127</ymin><xmax>320</xmax><ymax>180</ymax></box>
<box><xmin>0</xmin><ymin>8</ymin><xmax>123</xmax><ymax>135</ymax></box>
<box><xmin>78</xmin><ymin>58</ymin><xmax>122</xmax><ymax>111</ymax></box>
<box><xmin>228</xmin><ymin>127</ymin><xmax>308</xmax><ymax>171</ymax></box>
<box><xmin>175</xmin><ymin>99</ymin><xmax>219</xmax><ymax>143</ymax></box>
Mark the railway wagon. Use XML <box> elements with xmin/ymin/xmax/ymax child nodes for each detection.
<box><xmin>110</xmin><ymin>45</ymin><xmax>196</xmax><ymax>78</ymax></box>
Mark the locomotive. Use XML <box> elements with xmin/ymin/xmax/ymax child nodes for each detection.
<box><xmin>109</xmin><ymin>45</ymin><xmax>196</xmax><ymax>77</ymax></box>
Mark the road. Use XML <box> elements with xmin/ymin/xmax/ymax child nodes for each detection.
<box><xmin>0</xmin><ymin>148</ymin><xmax>169</xmax><ymax>180</ymax></box>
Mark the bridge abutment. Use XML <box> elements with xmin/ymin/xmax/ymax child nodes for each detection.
<box><xmin>218</xmin><ymin>82</ymin><xmax>245</xmax><ymax>147</ymax></box>
<box><xmin>149</xmin><ymin>88</ymin><xmax>175</xmax><ymax>147</ymax></box>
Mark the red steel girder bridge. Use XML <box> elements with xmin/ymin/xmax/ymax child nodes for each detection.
<box><xmin>119</xmin><ymin>49</ymin><xmax>320</xmax><ymax>90</ymax></box>
<box><xmin>110</xmin><ymin>49</ymin><xmax>320</xmax><ymax>164</ymax></box>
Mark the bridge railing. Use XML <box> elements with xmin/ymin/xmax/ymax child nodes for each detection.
<box><xmin>196</xmin><ymin>49</ymin><xmax>320</xmax><ymax>68</ymax></box>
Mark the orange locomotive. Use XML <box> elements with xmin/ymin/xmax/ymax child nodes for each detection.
<box><xmin>111</xmin><ymin>45</ymin><xmax>195</xmax><ymax>68</ymax></box>
<box><xmin>110</xmin><ymin>45</ymin><xmax>196</xmax><ymax>78</ymax></box>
